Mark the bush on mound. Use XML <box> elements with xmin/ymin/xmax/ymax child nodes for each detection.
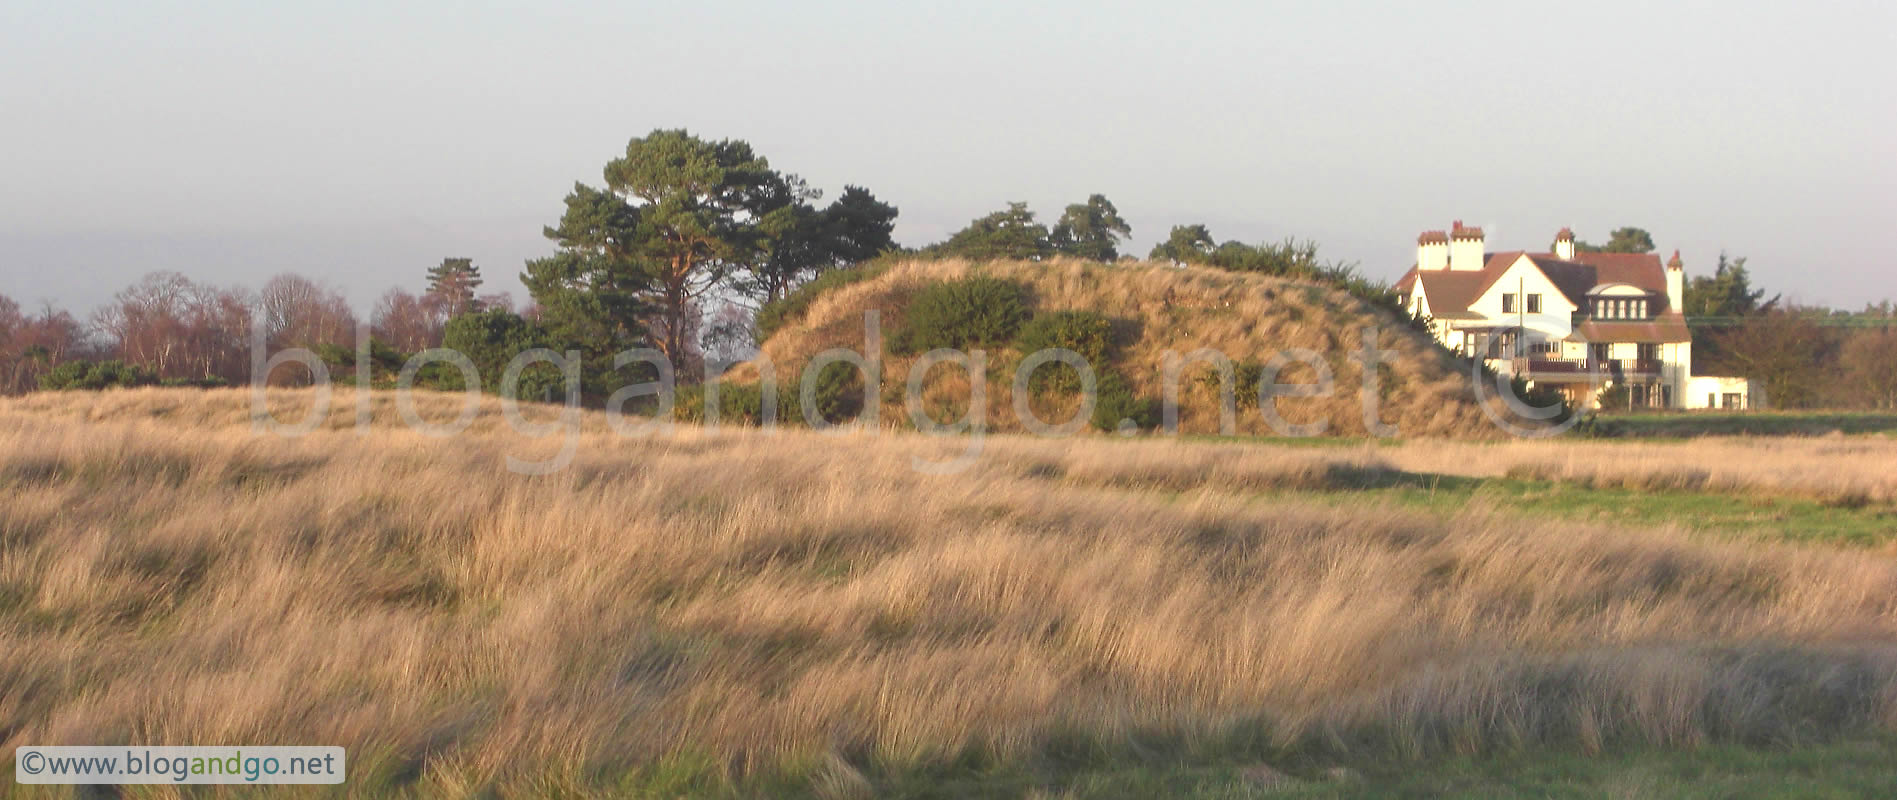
<box><xmin>1018</xmin><ymin>310</ymin><xmax>1116</xmax><ymax>393</ymax></box>
<box><xmin>887</xmin><ymin>276</ymin><xmax>1031</xmax><ymax>355</ymax></box>
<box><xmin>1091</xmin><ymin>371</ymin><xmax>1160</xmax><ymax>433</ymax></box>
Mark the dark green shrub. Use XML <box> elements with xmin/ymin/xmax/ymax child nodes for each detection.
<box><xmin>1018</xmin><ymin>311</ymin><xmax>1115</xmax><ymax>392</ymax></box>
<box><xmin>807</xmin><ymin>360</ymin><xmax>868</xmax><ymax>425</ymax></box>
<box><xmin>1090</xmin><ymin>372</ymin><xmax>1160</xmax><ymax>433</ymax></box>
<box><xmin>1195</xmin><ymin>360</ymin><xmax>1267</xmax><ymax>409</ymax></box>
<box><xmin>440</xmin><ymin>309</ymin><xmax>572</xmax><ymax>399</ymax></box>
<box><xmin>1593</xmin><ymin>383</ymin><xmax>1629</xmax><ymax>413</ymax></box>
<box><xmin>755</xmin><ymin>261</ymin><xmax>895</xmax><ymax>342</ymax></box>
<box><xmin>1514</xmin><ymin>377</ymin><xmax>1574</xmax><ymax>424</ymax></box>
<box><xmin>317</xmin><ymin>339</ymin><xmax>410</xmax><ymax>387</ymax></box>
<box><xmin>888</xmin><ymin>277</ymin><xmax>1031</xmax><ymax>355</ymax></box>
<box><xmin>159</xmin><ymin>375</ymin><xmax>230</xmax><ymax>389</ymax></box>
<box><xmin>676</xmin><ymin>381</ymin><xmax>783</xmax><ymax>426</ymax></box>
<box><xmin>38</xmin><ymin>360</ymin><xmax>158</xmax><ymax>391</ymax></box>
<box><xmin>675</xmin><ymin>365</ymin><xmax>873</xmax><ymax>428</ymax></box>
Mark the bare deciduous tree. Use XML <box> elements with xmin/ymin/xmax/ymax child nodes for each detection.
<box><xmin>259</xmin><ymin>273</ymin><xmax>357</xmax><ymax>352</ymax></box>
<box><xmin>370</xmin><ymin>289</ymin><xmax>447</xmax><ymax>354</ymax></box>
<box><xmin>1841</xmin><ymin>327</ymin><xmax>1897</xmax><ymax>410</ymax></box>
<box><xmin>1713</xmin><ymin>312</ymin><xmax>1827</xmax><ymax>409</ymax></box>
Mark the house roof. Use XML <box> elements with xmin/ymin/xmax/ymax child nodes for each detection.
<box><xmin>1396</xmin><ymin>250</ymin><xmax>1674</xmax><ymax>316</ymax></box>
<box><xmin>1394</xmin><ymin>251</ymin><xmax>1528</xmax><ymax>312</ymax></box>
<box><xmin>1567</xmin><ymin>315</ymin><xmax>1692</xmax><ymax>343</ymax></box>
<box><xmin>1564</xmin><ymin>252</ymin><xmax>1670</xmax><ymax>296</ymax></box>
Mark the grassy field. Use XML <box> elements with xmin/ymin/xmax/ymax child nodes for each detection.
<box><xmin>1588</xmin><ymin>410</ymin><xmax>1897</xmax><ymax>439</ymax></box>
<box><xmin>3</xmin><ymin>388</ymin><xmax>1897</xmax><ymax>797</ymax></box>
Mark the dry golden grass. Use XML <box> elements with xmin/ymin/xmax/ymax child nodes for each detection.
<box><xmin>734</xmin><ymin>258</ymin><xmax>1504</xmax><ymax>439</ymax></box>
<box><xmin>1382</xmin><ymin>437</ymin><xmax>1897</xmax><ymax>506</ymax></box>
<box><xmin>3</xmin><ymin>388</ymin><xmax>1897</xmax><ymax>795</ymax></box>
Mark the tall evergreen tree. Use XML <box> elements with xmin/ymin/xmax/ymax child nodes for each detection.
<box><xmin>426</xmin><ymin>258</ymin><xmax>484</xmax><ymax>317</ymax></box>
<box><xmin>738</xmin><ymin>183</ymin><xmax>898</xmax><ymax>303</ymax></box>
<box><xmin>1684</xmin><ymin>252</ymin><xmax>1779</xmax><ymax>317</ymax></box>
<box><xmin>742</xmin><ymin>174</ymin><xmax>826</xmax><ymax>304</ymax></box>
<box><xmin>605</xmin><ymin>129</ymin><xmax>781</xmax><ymax>363</ymax></box>
<box><xmin>821</xmin><ymin>185</ymin><xmax>898</xmax><ymax>266</ymax></box>
<box><xmin>522</xmin><ymin>183</ymin><xmax>657</xmax><ymax>395</ymax></box>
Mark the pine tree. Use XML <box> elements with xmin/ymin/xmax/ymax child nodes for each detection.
<box><xmin>426</xmin><ymin>258</ymin><xmax>484</xmax><ymax>317</ymax></box>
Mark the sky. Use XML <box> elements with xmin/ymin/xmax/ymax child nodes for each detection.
<box><xmin>2</xmin><ymin>0</ymin><xmax>1892</xmax><ymax>316</ymax></box>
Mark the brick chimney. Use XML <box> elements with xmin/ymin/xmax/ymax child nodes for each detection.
<box><xmin>1449</xmin><ymin>220</ymin><xmax>1485</xmax><ymax>271</ymax></box>
<box><xmin>1554</xmin><ymin>227</ymin><xmax>1576</xmax><ymax>261</ymax></box>
<box><xmin>1416</xmin><ymin>230</ymin><xmax>1449</xmax><ymax>271</ymax></box>
<box><xmin>1666</xmin><ymin>250</ymin><xmax>1685</xmax><ymax>313</ymax></box>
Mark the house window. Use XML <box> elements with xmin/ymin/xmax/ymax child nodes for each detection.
<box><xmin>1637</xmin><ymin>343</ymin><xmax>1660</xmax><ymax>363</ymax></box>
<box><xmin>1590</xmin><ymin>343</ymin><xmax>1611</xmax><ymax>366</ymax></box>
<box><xmin>1526</xmin><ymin>293</ymin><xmax>1542</xmax><ymax>314</ymax></box>
<box><xmin>1501</xmin><ymin>293</ymin><xmax>1516</xmax><ymax>313</ymax></box>
<box><xmin>1722</xmin><ymin>393</ymin><xmax>1743</xmax><ymax>410</ymax></box>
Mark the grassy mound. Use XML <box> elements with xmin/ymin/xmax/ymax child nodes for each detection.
<box><xmin>730</xmin><ymin>258</ymin><xmax>1503</xmax><ymax>438</ymax></box>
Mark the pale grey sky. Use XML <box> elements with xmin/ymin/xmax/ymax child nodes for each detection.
<box><xmin>2</xmin><ymin>0</ymin><xmax>1892</xmax><ymax>315</ymax></box>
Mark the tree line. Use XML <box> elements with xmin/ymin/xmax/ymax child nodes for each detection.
<box><xmin>3</xmin><ymin>132</ymin><xmax>1891</xmax><ymax>411</ymax></box>
<box><xmin>0</xmin><ymin>262</ymin><xmax>505</xmax><ymax>394</ymax></box>
<box><xmin>0</xmin><ymin>128</ymin><xmax>1368</xmax><ymax>401</ymax></box>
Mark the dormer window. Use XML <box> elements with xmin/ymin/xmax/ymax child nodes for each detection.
<box><xmin>1590</xmin><ymin>295</ymin><xmax>1649</xmax><ymax>320</ymax></box>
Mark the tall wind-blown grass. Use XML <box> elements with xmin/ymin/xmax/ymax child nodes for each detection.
<box><xmin>2</xmin><ymin>388</ymin><xmax>1896</xmax><ymax>794</ymax></box>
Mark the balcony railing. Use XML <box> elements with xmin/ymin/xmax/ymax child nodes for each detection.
<box><xmin>1511</xmin><ymin>358</ymin><xmax>1662</xmax><ymax>378</ymax></box>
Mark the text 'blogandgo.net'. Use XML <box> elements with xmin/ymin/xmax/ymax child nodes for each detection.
<box><xmin>15</xmin><ymin>746</ymin><xmax>345</xmax><ymax>784</ymax></box>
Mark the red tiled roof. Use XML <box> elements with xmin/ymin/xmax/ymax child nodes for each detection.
<box><xmin>1568</xmin><ymin>314</ymin><xmax>1692</xmax><ymax>343</ymax></box>
<box><xmin>1417</xmin><ymin>231</ymin><xmax>1448</xmax><ymax>244</ymax></box>
<box><xmin>1566</xmin><ymin>252</ymin><xmax>1668</xmax><ymax>294</ymax></box>
<box><xmin>1401</xmin><ymin>250</ymin><xmax>1673</xmax><ymax>316</ymax></box>
<box><xmin>1395</xmin><ymin>252</ymin><xmax>1523</xmax><ymax>312</ymax></box>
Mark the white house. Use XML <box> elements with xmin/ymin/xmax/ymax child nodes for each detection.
<box><xmin>1394</xmin><ymin>222</ymin><xmax>1759</xmax><ymax>411</ymax></box>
